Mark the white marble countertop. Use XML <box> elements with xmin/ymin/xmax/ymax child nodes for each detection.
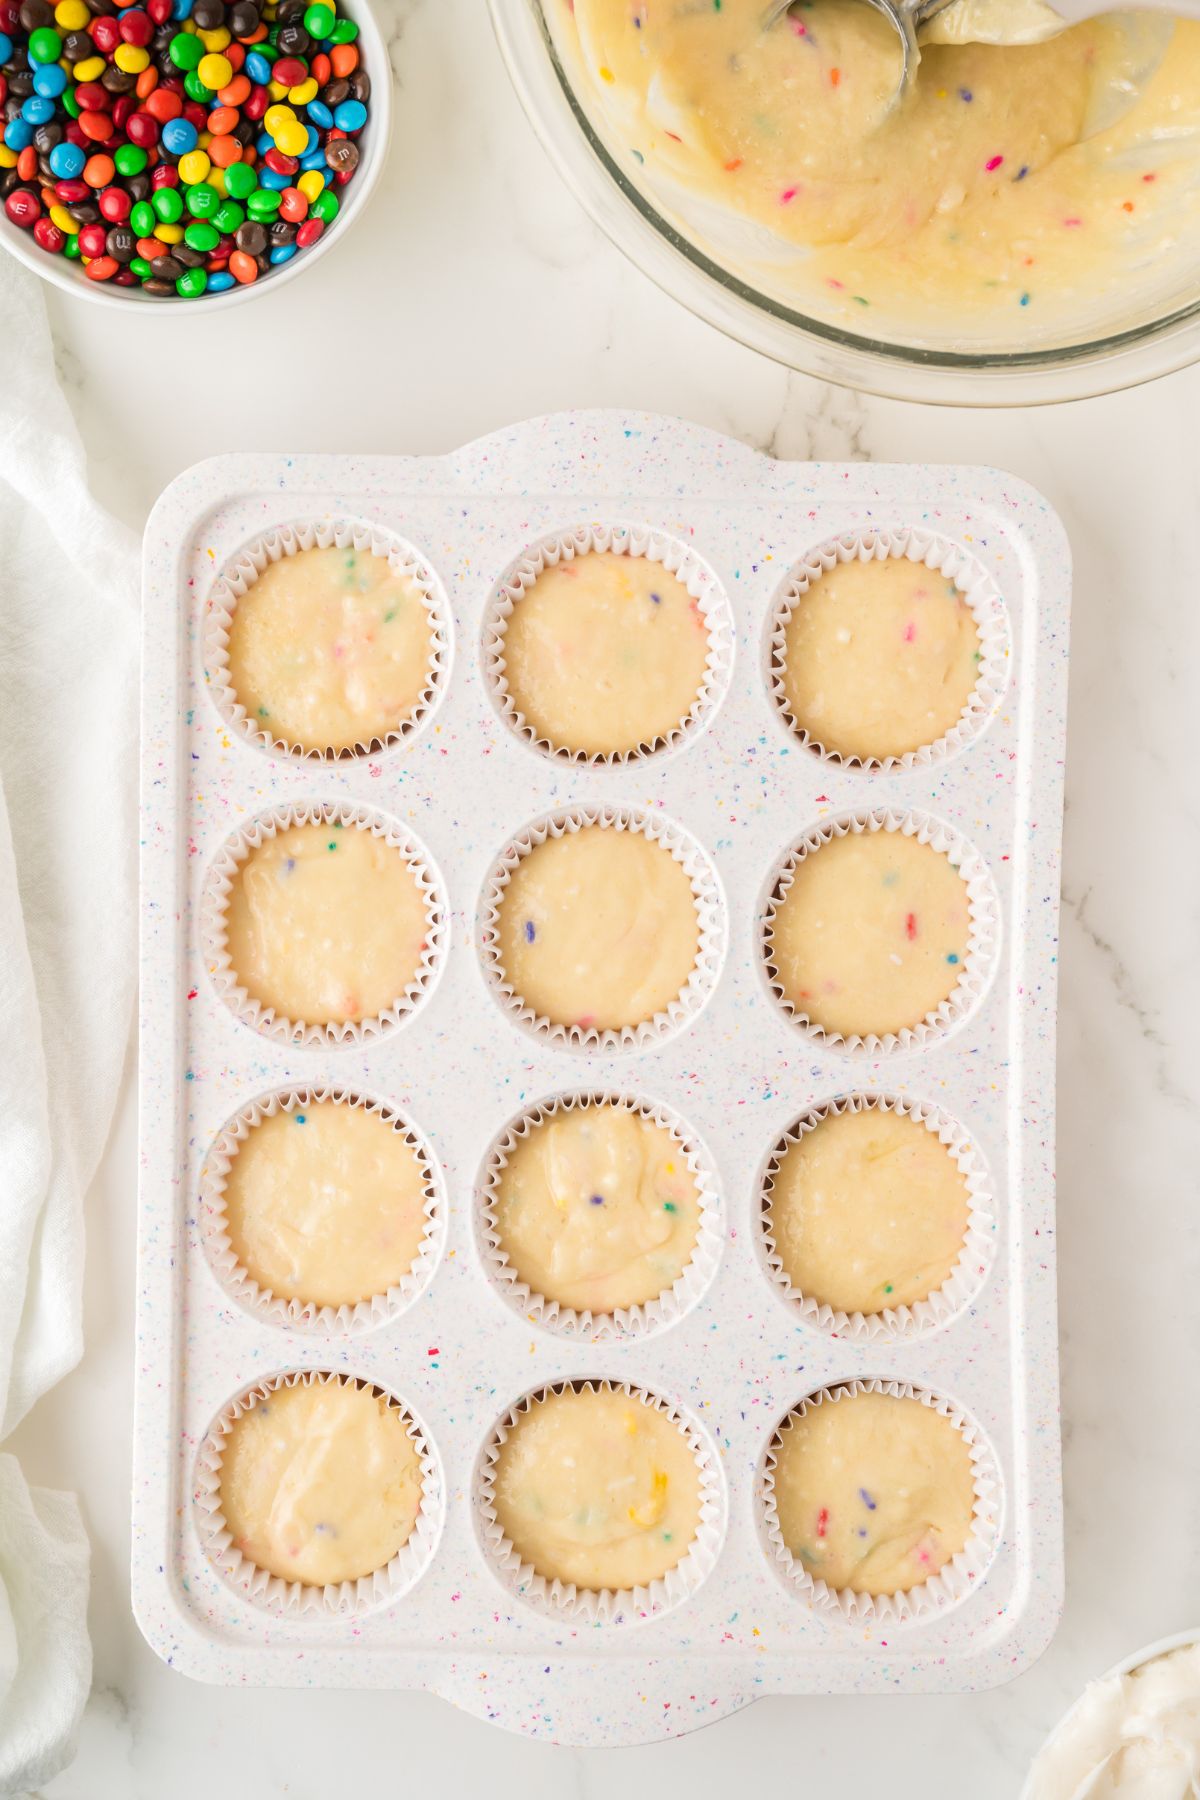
<box><xmin>9</xmin><ymin>0</ymin><xmax>1200</xmax><ymax>1792</ymax></box>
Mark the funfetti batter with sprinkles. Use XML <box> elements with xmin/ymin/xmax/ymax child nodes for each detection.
<box><xmin>495</xmin><ymin>823</ymin><xmax>701</xmax><ymax>1034</ymax></box>
<box><xmin>224</xmin><ymin>820</ymin><xmax>428</xmax><ymax>1027</ymax></box>
<box><xmin>771</xmin><ymin>1388</ymin><xmax>976</xmax><ymax>1597</ymax></box>
<box><xmin>492</xmin><ymin>1100</ymin><xmax>702</xmax><ymax>1314</ymax></box>
<box><xmin>499</xmin><ymin>549</ymin><xmax>712</xmax><ymax>757</ymax></box>
<box><xmin>218</xmin><ymin>1377</ymin><xmax>423</xmax><ymax>1588</ymax></box>
<box><xmin>491</xmin><ymin>1385</ymin><xmax>703</xmax><ymax>1592</ymax></box>
<box><xmin>767</xmin><ymin>824</ymin><xmax>971</xmax><ymax>1041</ymax></box>
<box><xmin>552</xmin><ymin>0</ymin><xmax>1200</xmax><ymax>350</ymax></box>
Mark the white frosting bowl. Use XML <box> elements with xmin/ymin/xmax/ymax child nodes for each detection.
<box><xmin>1021</xmin><ymin>1629</ymin><xmax>1200</xmax><ymax>1799</ymax></box>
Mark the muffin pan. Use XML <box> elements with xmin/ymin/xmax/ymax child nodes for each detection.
<box><xmin>135</xmin><ymin>409</ymin><xmax>1069</xmax><ymax>1745</ymax></box>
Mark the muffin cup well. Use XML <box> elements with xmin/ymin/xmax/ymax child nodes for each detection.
<box><xmin>474</xmin><ymin>1377</ymin><xmax>726</xmax><ymax>1625</ymax></box>
<box><xmin>757</xmin><ymin>1377</ymin><xmax>1002</xmax><ymax>1626</ymax></box>
<box><xmin>200</xmin><ymin>799</ymin><xmax>449</xmax><ymax>1049</ymax></box>
<box><xmin>199</xmin><ymin>1085</ymin><xmax>445</xmax><ymax>1334</ymax></box>
<box><xmin>766</xmin><ymin>526</ymin><xmax>1010</xmax><ymax>772</ymax></box>
<box><xmin>481</xmin><ymin>520</ymin><xmax>734</xmax><ymax>764</ymax></box>
<box><xmin>478</xmin><ymin>804</ymin><xmax>726</xmax><ymax>1055</ymax></box>
<box><xmin>193</xmin><ymin>1369</ymin><xmax>444</xmax><ymax>1617</ymax></box>
<box><xmin>476</xmin><ymin>1089</ymin><xmax>723</xmax><ymax>1340</ymax></box>
<box><xmin>204</xmin><ymin>516</ymin><xmax>453</xmax><ymax>763</ymax></box>
<box><xmin>758</xmin><ymin>807</ymin><xmax>999</xmax><ymax>1056</ymax></box>
<box><xmin>755</xmin><ymin>1092</ymin><xmax>996</xmax><ymax>1342</ymax></box>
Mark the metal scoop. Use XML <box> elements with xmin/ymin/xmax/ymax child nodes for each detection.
<box><xmin>761</xmin><ymin>0</ymin><xmax>1192</xmax><ymax>118</ymax></box>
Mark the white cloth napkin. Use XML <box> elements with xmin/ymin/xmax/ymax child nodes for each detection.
<box><xmin>0</xmin><ymin>256</ymin><xmax>139</xmax><ymax>1795</ymax></box>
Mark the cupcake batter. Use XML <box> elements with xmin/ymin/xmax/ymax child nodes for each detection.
<box><xmin>500</xmin><ymin>551</ymin><xmax>711</xmax><ymax>755</ymax></box>
<box><xmin>224</xmin><ymin>821</ymin><xmax>429</xmax><ymax>1028</ymax></box>
<box><xmin>225</xmin><ymin>544</ymin><xmax>433</xmax><ymax>753</ymax></box>
<box><xmin>772</xmin><ymin>1388</ymin><xmax>975</xmax><ymax>1595</ymax></box>
<box><xmin>218</xmin><ymin>1378</ymin><xmax>423</xmax><ymax>1587</ymax></box>
<box><xmin>496</xmin><ymin>825</ymin><xmax>701</xmax><ymax>1032</ymax></box>
<box><xmin>493</xmin><ymin>1102</ymin><xmax>701</xmax><ymax>1312</ymax></box>
<box><xmin>492</xmin><ymin>1385</ymin><xmax>702</xmax><ymax>1591</ymax></box>
<box><xmin>554</xmin><ymin>0</ymin><xmax>1200</xmax><ymax>348</ymax></box>
<box><xmin>766</xmin><ymin>1103</ymin><xmax>970</xmax><ymax>1314</ymax></box>
<box><xmin>779</xmin><ymin>555</ymin><xmax>981</xmax><ymax>761</ymax></box>
<box><xmin>222</xmin><ymin>1101</ymin><xmax>430</xmax><ymax>1309</ymax></box>
<box><xmin>767</xmin><ymin>827</ymin><xmax>971</xmax><ymax>1039</ymax></box>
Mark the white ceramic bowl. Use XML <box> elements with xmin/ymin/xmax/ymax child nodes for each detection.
<box><xmin>1020</xmin><ymin>1627</ymin><xmax>1200</xmax><ymax>1799</ymax></box>
<box><xmin>0</xmin><ymin>0</ymin><xmax>391</xmax><ymax>311</ymax></box>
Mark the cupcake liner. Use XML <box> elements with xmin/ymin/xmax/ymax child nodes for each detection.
<box><xmin>766</xmin><ymin>525</ymin><xmax>1010</xmax><ymax>772</ymax></box>
<box><xmin>755</xmin><ymin>1091</ymin><xmax>996</xmax><ymax>1341</ymax></box>
<box><xmin>757</xmin><ymin>1376</ymin><xmax>1002</xmax><ymax>1626</ymax></box>
<box><xmin>474</xmin><ymin>1377</ymin><xmax>727</xmax><ymax>1625</ymax></box>
<box><xmin>478</xmin><ymin>804</ymin><xmax>727</xmax><ymax>1055</ymax></box>
<box><xmin>199</xmin><ymin>1085</ymin><xmax>446</xmax><ymax>1334</ymax></box>
<box><xmin>481</xmin><ymin>520</ymin><xmax>734</xmax><ymax>765</ymax></box>
<box><xmin>203</xmin><ymin>516</ymin><xmax>453</xmax><ymax>763</ymax></box>
<box><xmin>193</xmin><ymin>1368</ymin><xmax>444</xmax><ymax>1617</ymax></box>
<box><xmin>758</xmin><ymin>807</ymin><xmax>1000</xmax><ymax>1056</ymax></box>
<box><xmin>200</xmin><ymin>798</ymin><xmax>449</xmax><ymax>1048</ymax></box>
<box><xmin>475</xmin><ymin>1089</ymin><xmax>723</xmax><ymax>1340</ymax></box>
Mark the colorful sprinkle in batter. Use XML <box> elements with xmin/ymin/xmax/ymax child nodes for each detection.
<box><xmin>767</xmin><ymin>826</ymin><xmax>971</xmax><ymax>1040</ymax></box>
<box><xmin>552</xmin><ymin>0</ymin><xmax>1200</xmax><ymax>350</ymax></box>
<box><xmin>491</xmin><ymin>1386</ymin><xmax>702</xmax><ymax>1592</ymax></box>
<box><xmin>218</xmin><ymin>1377</ymin><xmax>422</xmax><ymax>1587</ymax></box>
<box><xmin>772</xmin><ymin>1389</ymin><xmax>975</xmax><ymax>1596</ymax></box>
<box><xmin>780</xmin><ymin>554</ymin><xmax>981</xmax><ymax>762</ymax></box>
<box><xmin>493</xmin><ymin>1102</ymin><xmax>701</xmax><ymax>1314</ymax></box>
<box><xmin>499</xmin><ymin>548</ymin><xmax>711</xmax><ymax>757</ymax></box>
<box><xmin>224</xmin><ymin>820</ymin><xmax>429</xmax><ymax>1027</ymax></box>
<box><xmin>766</xmin><ymin>1102</ymin><xmax>971</xmax><ymax>1315</ymax></box>
<box><xmin>221</xmin><ymin>1097</ymin><xmax>429</xmax><ymax>1308</ymax></box>
<box><xmin>225</xmin><ymin>544</ymin><xmax>433</xmax><ymax>754</ymax></box>
<box><xmin>495</xmin><ymin>823</ymin><xmax>700</xmax><ymax>1034</ymax></box>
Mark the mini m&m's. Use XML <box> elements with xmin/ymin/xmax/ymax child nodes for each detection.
<box><xmin>0</xmin><ymin>0</ymin><xmax>368</xmax><ymax>297</ymax></box>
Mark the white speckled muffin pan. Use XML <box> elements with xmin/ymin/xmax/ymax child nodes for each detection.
<box><xmin>135</xmin><ymin>410</ymin><xmax>1069</xmax><ymax>1747</ymax></box>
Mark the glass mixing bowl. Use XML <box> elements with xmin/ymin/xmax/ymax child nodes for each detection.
<box><xmin>488</xmin><ymin>0</ymin><xmax>1200</xmax><ymax>405</ymax></box>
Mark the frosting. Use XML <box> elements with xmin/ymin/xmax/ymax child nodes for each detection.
<box><xmin>767</xmin><ymin>1103</ymin><xmax>970</xmax><ymax>1315</ymax></box>
<box><xmin>221</xmin><ymin>1100</ymin><xmax>430</xmax><ymax>1309</ymax></box>
<box><xmin>492</xmin><ymin>1101</ymin><xmax>701</xmax><ymax>1312</ymax></box>
<box><xmin>224</xmin><ymin>821</ymin><xmax>429</xmax><ymax>1027</ymax></box>
<box><xmin>772</xmin><ymin>1389</ymin><xmax>975</xmax><ymax>1596</ymax></box>
<box><xmin>552</xmin><ymin>0</ymin><xmax>1200</xmax><ymax>352</ymax></box>
<box><xmin>767</xmin><ymin>827</ymin><xmax>971</xmax><ymax>1039</ymax></box>
<box><xmin>491</xmin><ymin>1386</ymin><xmax>702</xmax><ymax>1591</ymax></box>
<box><xmin>780</xmin><ymin>555</ymin><xmax>981</xmax><ymax>761</ymax></box>
<box><xmin>1027</xmin><ymin>1641</ymin><xmax>1200</xmax><ymax>1800</ymax></box>
<box><xmin>500</xmin><ymin>549</ymin><xmax>711</xmax><ymax>755</ymax></box>
<box><xmin>225</xmin><ymin>544</ymin><xmax>433</xmax><ymax>753</ymax></box>
<box><xmin>495</xmin><ymin>824</ymin><xmax>700</xmax><ymax>1032</ymax></box>
<box><xmin>218</xmin><ymin>1379</ymin><xmax>423</xmax><ymax>1587</ymax></box>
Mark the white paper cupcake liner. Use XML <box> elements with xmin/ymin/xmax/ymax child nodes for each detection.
<box><xmin>199</xmin><ymin>1085</ymin><xmax>446</xmax><ymax>1334</ymax></box>
<box><xmin>194</xmin><ymin>1368</ymin><xmax>444</xmax><ymax>1617</ymax></box>
<box><xmin>766</xmin><ymin>525</ymin><xmax>1010</xmax><ymax>772</ymax></box>
<box><xmin>478</xmin><ymin>804</ymin><xmax>727</xmax><ymax>1055</ymax></box>
<box><xmin>758</xmin><ymin>807</ymin><xmax>1000</xmax><ymax>1056</ymax></box>
<box><xmin>755</xmin><ymin>1092</ymin><xmax>996</xmax><ymax>1342</ymax></box>
<box><xmin>475</xmin><ymin>1089</ymin><xmax>723</xmax><ymax>1340</ymax></box>
<box><xmin>474</xmin><ymin>1377</ymin><xmax>727</xmax><ymax>1625</ymax></box>
<box><xmin>200</xmin><ymin>798</ymin><xmax>449</xmax><ymax>1048</ymax></box>
<box><xmin>757</xmin><ymin>1377</ymin><xmax>1002</xmax><ymax>1626</ymax></box>
<box><xmin>481</xmin><ymin>520</ymin><xmax>734</xmax><ymax>764</ymax></box>
<box><xmin>203</xmin><ymin>516</ymin><xmax>453</xmax><ymax>763</ymax></box>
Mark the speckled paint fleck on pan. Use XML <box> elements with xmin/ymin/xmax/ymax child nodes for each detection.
<box><xmin>136</xmin><ymin>411</ymin><xmax>1069</xmax><ymax>1747</ymax></box>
